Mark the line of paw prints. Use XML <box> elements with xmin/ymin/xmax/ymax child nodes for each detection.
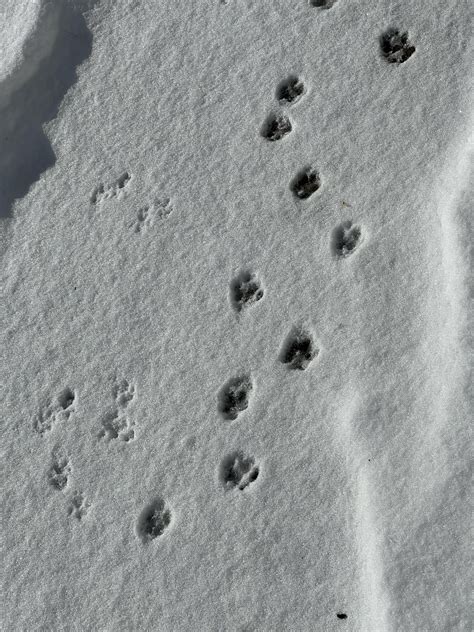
<box><xmin>214</xmin><ymin>270</ymin><xmax>326</xmax><ymax>509</ymax></box>
<box><xmin>259</xmin><ymin>18</ymin><xmax>416</xmax><ymax>195</ymax></box>
<box><xmin>214</xmin><ymin>21</ymin><xmax>395</xmax><ymax>618</ymax></box>
<box><xmin>223</xmin><ymin>0</ymin><xmax>416</xmax><ymax>65</ymax></box>
<box><xmin>217</xmin><ymin>250</ymin><xmax>365</xmax><ymax>500</ymax></box>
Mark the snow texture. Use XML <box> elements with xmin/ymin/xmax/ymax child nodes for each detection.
<box><xmin>1</xmin><ymin>0</ymin><xmax>472</xmax><ymax>630</ymax></box>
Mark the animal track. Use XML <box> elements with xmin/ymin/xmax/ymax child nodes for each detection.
<box><xmin>261</xmin><ymin>113</ymin><xmax>292</xmax><ymax>141</ymax></box>
<box><xmin>113</xmin><ymin>378</ymin><xmax>135</xmax><ymax>409</ymax></box>
<box><xmin>220</xmin><ymin>452</ymin><xmax>260</xmax><ymax>491</ymax></box>
<box><xmin>310</xmin><ymin>0</ymin><xmax>338</xmax><ymax>7</ymax></box>
<box><xmin>132</xmin><ymin>197</ymin><xmax>173</xmax><ymax>233</ymax></box>
<box><xmin>280</xmin><ymin>327</ymin><xmax>319</xmax><ymax>370</ymax></box>
<box><xmin>219</xmin><ymin>375</ymin><xmax>253</xmax><ymax>420</ymax></box>
<box><xmin>380</xmin><ymin>28</ymin><xmax>415</xmax><ymax>64</ymax></box>
<box><xmin>91</xmin><ymin>171</ymin><xmax>132</xmax><ymax>204</ymax></box>
<box><xmin>57</xmin><ymin>387</ymin><xmax>75</xmax><ymax>411</ymax></box>
<box><xmin>67</xmin><ymin>491</ymin><xmax>90</xmax><ymax>520</ymax></box>
<box><xmin>99</xmin><ymin>412</ymin><xmax>135</xmax><ymax>441</ymax></box>
<box><xmin>137</xmin><ymin>498</ymin><xmax>172</xmax><ymax>542</ymax></box>
<box><xmin>276</xmin><ymin>75</ymin><xmax>305</xmax><ymax>105</ymax></box>
<box><xmin>331</xmin><ymin>221</ymin><xmax>363</xmax><ymax>257</ymax></box>
<box><xmin>33</xmin><ymin>408</ymin><xmax>55</xmax><ymax>435</ymax></box>
<box><xmin>33</xmin><ymin>387</ymin><xmax>76</xmax><ymax>435</ymax></box>
<box><xmin>47</xmin><ymin>453</ymin><xmax>72</xmax><ymax>491</ymax></box>
<box><xmin>99</xmin><ymin>377</ymin><xmax>136</xmax><ymax>441</ymax></box>
<box><xmin>230</xmin><ymin>271</ymin><xmax>264</xmax><ymax>312</ymax></box>
<box><xmin>290</xmin><ymin>166</ymin><xmax>321</xmax><ymax>199</ymax></box>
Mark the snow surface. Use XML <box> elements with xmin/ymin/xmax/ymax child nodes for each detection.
<box><xmin>1</xmin><ymin>0</ymin><xmax>472</xmax><ymax>630</ymax></box>
<box><xmin>0</xmin><ymin>0</ymin><xmax>42</xmax><ymax>82</ymax></box>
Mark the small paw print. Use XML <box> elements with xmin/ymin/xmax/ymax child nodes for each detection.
<box><xmin>67</xmin><ymin>491</ymin><xmax>90</xmax><ymax>520</ymax></box>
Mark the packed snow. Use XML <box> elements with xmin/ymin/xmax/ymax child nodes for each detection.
<box><xmin>1</xmin><ymin>0</ymin><xmax>472</xmax><ymax>630</ymax></box>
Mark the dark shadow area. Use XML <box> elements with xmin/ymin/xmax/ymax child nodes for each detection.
<box><xmin>0</xmin><ymin>4</ymin><xmax>93</xmax><ymax>218</ymax></box>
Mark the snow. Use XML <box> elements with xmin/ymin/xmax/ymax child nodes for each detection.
<box><xmin>0</xmin><ymin>0</ymin><xmax>41</xmax><ymax>82</ymax></box>
<box><xmin>1</xmin><ymin>0</ymin><xmax>472</xmax><ymax>630</ymax></box>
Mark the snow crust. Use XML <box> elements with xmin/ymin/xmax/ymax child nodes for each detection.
<box><xmin>0</xmin><ymin>0</ymin><xmax>41</xmax><ymax>82</ymax></box>
<box><xmin>1</xmin><ymin>0</ymin><xmax>472</xmax><ymax>630</ymax></box>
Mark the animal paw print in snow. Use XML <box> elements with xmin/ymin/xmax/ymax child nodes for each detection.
<box><xmin>132</xmin><ymin>198</ymin><xmax>172</xmax><ymax>233</ymax></box>
<box><xmin>91</xmin><ymin>171</ymin><xmax>132</xmax><ymax>204</ymax></box>
<box><xmin>137</xmin><ymin>498</ymin><xmax>172</xmax><ymax>542</ymax></box>
<box><xmin>276</xmin><ymin>75</ymin><xmax>306</xmax><ymax>105</ymax></box>
<box><xmin>380</xmin><ymin>28</ymin><xmax>415</xmax><ymax>64</ymax></box>
<box><xmin>230</xmin><ymin>271</ymin><xmax>264</xmax><ymax>312</ymax></box>
<box><xmin>67</xmin><ymin>491</ymin><xmax>90</xmax><ymax>520</ymax></box>
<box><xmin>280</xmin><ymin>327</ymin><xmax>319</xmax><ymax>370</ymax></box>
<box><xmin>220</xmin><ymin>451</ymin><xmax>260</xmax><ymax>491</ymax></box>
<box><xmin>331</xmin><ymin>221</ymin><xmax>363</xmax><ymax>257</ymax></box>
<box><xmin>33</xmin><ymin>387</ymin><xmax>76</xmax><ymax>435</ymax></box>
<box><xmin>48</xmin><ymin>453</ymin><xmax>72</xmax><ymax>491</ymax></box>
<box><xmin>219</xmin><ymin>375</ymin><xmax>253</xmax><ymax>420</ymax></box>
<box><xmin>99</xmin><ymin>377</ymin><xmax>136</xmax><ymax>441</ymax></box>
<box><xmin>261</xmin><ymin>113</ymin><xmax>292</xmax><ymax>142</ymax></box>
<box><xmin>290</xmin><ymin>166</ymin><xmax>321</xmax><ymax>199</ymax></box>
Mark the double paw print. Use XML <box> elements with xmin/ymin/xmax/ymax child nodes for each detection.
<box><xmin>34</xmin><ymin>376</ymin><xmax>138</xmax><ymax>522</ymax></box>
<box><xmin>90</xmin><ymin>170</ymin><xmax>173</xmax><ymax>235</ymax></box>
<box><xmin>46</xmin><ymin>448</ymin><xmax>90</xmax><ymax>521</ymax></box>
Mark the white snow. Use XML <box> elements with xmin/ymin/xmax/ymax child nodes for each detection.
<box><xmin>0</xmin><ymin>0</ymin><xmax>42</xmax><ymax>82</ymax></box>
<box><xmin>1</xmin><ymin>0</ymin><xmax>472</xmax><ymax>630</ymax></box>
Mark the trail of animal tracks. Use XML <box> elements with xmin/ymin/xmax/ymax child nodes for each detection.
<box><xmin>1</xmin><ymin>1</ymin><xmax>472</xmax><ymax>630</ymax></box>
